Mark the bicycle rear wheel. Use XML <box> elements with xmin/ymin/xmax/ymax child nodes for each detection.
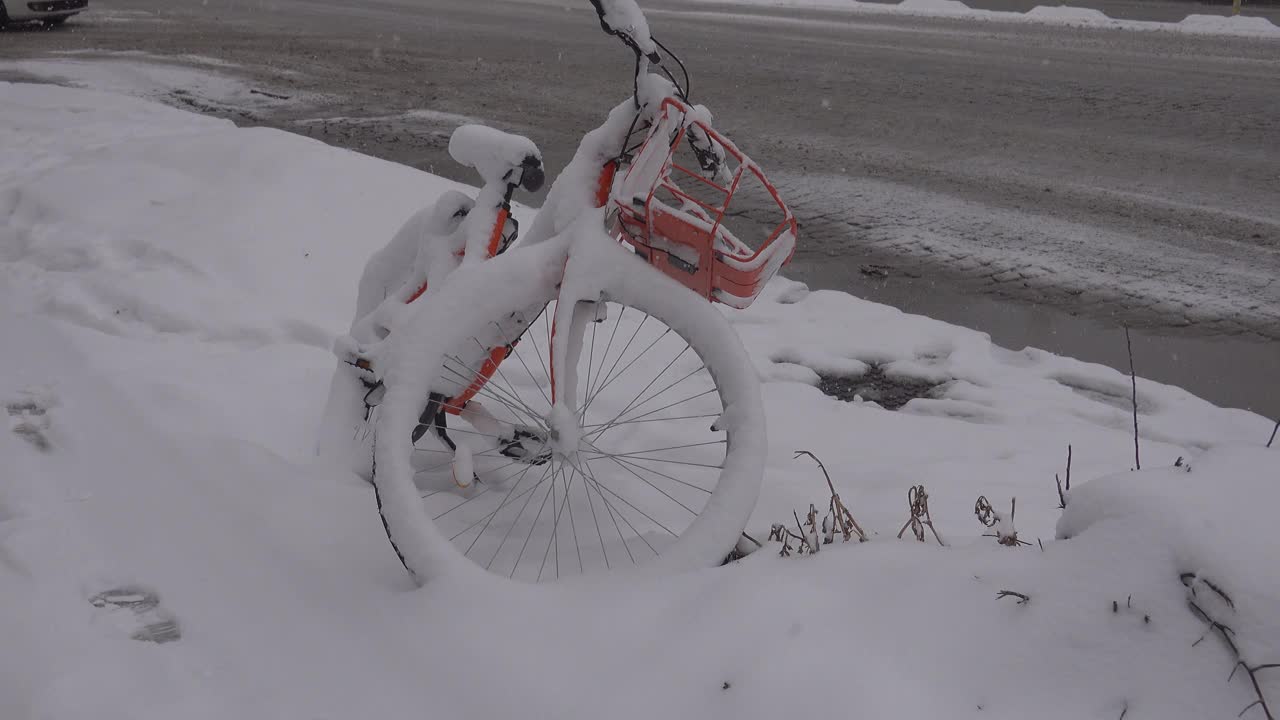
<box><xmin>374</xmin><ymin>243</ymin><xmax>765</xmax><ymax>582</ymax></box>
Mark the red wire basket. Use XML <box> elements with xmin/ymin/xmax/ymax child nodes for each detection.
<box><xmin>612</xmin><ymin>98</ymin><xmax>797</xmax><ymax>309</ymax></box>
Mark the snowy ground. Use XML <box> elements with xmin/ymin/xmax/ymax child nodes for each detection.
<box><xmin>687</xmin><ymin>0</ymin><xmax>1280</xmax><ymax>36</ymax></box>
<box><xmin>2</xmin><ymin>83</ymin><xmax>1277</xmax><ymax>719</ymax></box>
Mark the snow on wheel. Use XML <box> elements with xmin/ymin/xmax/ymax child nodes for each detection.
<box><xmin>370</xmin><ymin>243</ymin><xmax>765</xmax><ymax>583</ymax></box>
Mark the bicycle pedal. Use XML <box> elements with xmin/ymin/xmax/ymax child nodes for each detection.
<box><xmin>499</xmin><ymin>428</ymin><xmax>552</xmax><ymax>465</ymax></box>
<box><xmin>500</xmin><ymin>441</ymin><xmax>552</xmax><ymax>465</ymax></box>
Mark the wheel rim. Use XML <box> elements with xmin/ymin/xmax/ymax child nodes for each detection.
<box><xmin>408</xmin><ymin>300</ymin><xmax>731</xmax><ymax>581</ymax></box>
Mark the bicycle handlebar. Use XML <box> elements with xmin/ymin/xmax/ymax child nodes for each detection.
<box><xmin>590</xmin><ymin>0</ymin><xmax>660</xmax><ymax>63</ymax></box>
<box><xmin>590</xmin><ymin>0</ymin><xmax>690</xmax><ymax>104</ymax></box>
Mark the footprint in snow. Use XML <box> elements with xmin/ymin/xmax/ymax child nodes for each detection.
<box><xmin>89</xmin><ymin>586</ymin><xmax>182</xmax><ymax>644</ymax></box>
<box><xmin>6</xmin><ymin>387</ymin><xmax>56</xmax><ymax>452</ymax></box>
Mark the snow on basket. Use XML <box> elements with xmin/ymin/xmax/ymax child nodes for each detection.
<box><xmin>612</xmin><ymin>98</ymin><xmax>798</xmax><ymax>310</ymax></box>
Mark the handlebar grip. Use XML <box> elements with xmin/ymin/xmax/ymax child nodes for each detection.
<box><xmin>589</xmin><ymin>0</ymin><xmax>659</xmax><ymax>62</ymax></box>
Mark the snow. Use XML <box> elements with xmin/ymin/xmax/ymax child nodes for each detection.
<box><xmin>315</xmin><ymin>189</ymin><xmax>474</xmax><ymax>478</ymax></box>
<box><xmin>294</xmin><ymin>108</ymin><xmax>479</xmax><ymax>128</ymax></box>
<box><xmin>594</xmin><ymin>0</ymin><xmax>659</xmax><ymax>57</ymax></box>
<box><xmin>1178</xmin><ymin>13</ymin><xmax>1280</xmax><ymax>35</ymax></box>
<box><xmin>683</xmin><ymin>0</ymin><xmax>1280</xmax><ymax>37</ymax></box>
<box><xmin>0</xmin><ymin>57</ymin><xmax>301</xmax><ymax>114</ymax></box>
<box><xmin>3</xmin><ymin>81</ymin><xmax>1278</xmax><ymax>719</ymax></box>
<box><xmin>448</xmin><ymin>124</ymin><xmax>541</xmax><ymax>187</ymax></box>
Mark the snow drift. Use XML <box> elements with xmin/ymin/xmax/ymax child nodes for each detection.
<box><xmin>2</xmin><ymin>81</ymin><xmax>1276</xmax><ymax>719</ymax></box>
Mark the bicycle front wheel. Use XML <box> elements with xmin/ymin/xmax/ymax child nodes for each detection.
<box><xmin>381</xmin><ymin>245</ymin><xmax>766</xmax><ymax>583</ymax></box>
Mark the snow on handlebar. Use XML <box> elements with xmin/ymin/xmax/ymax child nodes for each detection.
<box><xmin>448</xmin><ymin>124</ymin><xmax>543</xmax><ymax>191</ymax></box>
<box><xmin>590</xmin><ymin>0</ymin><xmax>658</xmax><ymax>61</ymax></box>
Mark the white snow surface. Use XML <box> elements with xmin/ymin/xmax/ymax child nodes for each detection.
<box><xmin>0</xmin><ymin>56</ymin><xmax>303</xmax><ymax>113</ymax></box>
<box><xmin>683</xmin><ymin>0</ymin><xmax>1280</xmax><ymax>37</ymax></box>
<box><xmin>3</xmin><ymin>82</ymin><xmax>1278</xmax><ymax>719</ymax></box>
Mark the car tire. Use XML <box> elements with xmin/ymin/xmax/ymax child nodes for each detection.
<box><xmin>0</xmin><ymin>2</ymin><xmax>9</xmax><ymax>26</ymax></box>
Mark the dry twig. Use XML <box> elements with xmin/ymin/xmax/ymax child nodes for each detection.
<box><xmin>794</xmin><ymin>450</ymin><xmax>867</xmax><ymax>542</ymax></box>
<box><xmin>996</xmin><ymin>590</ymin><xmax>1030</xmax><ymax>605</ymax></box>
<box><xmin>794</xmin><ymin>509</ymin><xmax>816</xmax><ymax>554</ymax></box>
<box><xmin>769</xmin><ymin>523</ymin><xmax>799</xmax><ymax>557</ymax></box>
<box><xmin>1055</xmin><ymin>444</ymin><xmax>1073</xmax><ymax>509</ymax></box>
<box><xmin>897</xmin><ymin>485</ymin><xmax>946</xmax><ymax>545</ymax></box>
<box><xmin>1268</xmin><ymin>419</ymin><xmax>1278</xmax><ymax>449</ymax></box>
<box><xmin>1125</xmin><ymin>327</ymin><xmax>1141</xmax><ymax>470</ymax></box>
<box><xmin>1181</xmin><ymin>573</ymin><xmax>1276</xmax><ymax>720</ymax></box>
<box><xmin>976</xmin><ymin>495</ymin><xmax>1030</xmax><ymax>547</ymax></box>
<box><xmin>250</xmin><ymin>88</ymin><xmax>292</xmax><ymax>100</ymax></box>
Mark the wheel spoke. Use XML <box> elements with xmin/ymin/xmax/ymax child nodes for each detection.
<box><xmin>583</xmin><ymin>452</ymin><xmax>724</xmax><ymax>471</ymax></box>
<box><xmin>472</xmin><ymin>336</ymin><xmax>551</xmax><ymax>427</ymax></box>
<box><xmin>572</xmin><ymin>456</ymin><xmax>635</xmax><ymax>564</ymax></box>
<box><xmin>512</xmin><ymin>470</ymin><xmax>558</xmax><ymax>577</ymax></box>
<box><xmin>582</xmin><ymin>326</ymin><xmax>674</xmax><ymax>416</ymax></box>
<box><xmin>584</xmin><ymin>344</ymin><xmax>689</xmax><ymax>441</ymax></box>
<box><xmin>580</xmin><ymin>315</ymin><xmax>653</xmax><ymax>413</ymax></box>
<box><xmin>581</xmin><ymin>314</ymin><xmax>599</xmax><ymax>422</ymax></box>
<box><xmin>537</xmin><ymin>464</ymin><xmax>577</xmax><ymax>581</ymax></box>
<box><xmin>582</xmin><ymin>458</ymin><xmax>611</xmax><ymax>569</ymax></box>
<box><xmin>432</xmin><ymin>485</ymin><xmax>491</xmax><ymax>520</ymax></box>
<box><xmin>442</xmin><ymin>349</ymin><xmax>543</xmax><ymax>422</ymax></box>
<box><xmin>437</xmin><ymin>362</ymin><xmax>539</xmax><ymax>428</ymax></box>
<box><xmin>412</xmin><ymin>447</ymin><xmax>506</xmax><ymax>475</ymax></box>
<box><xmin>568</xmin><ymin>465</ymin><xmax>584</xmax><ymax>575</ymax></box>
<box><xmin>504</xmin><ymin>327</ymin><xmax>553</xmax><ymax>409</ymax></box>
<box><xmin>617</xmin><ymin>362</ymin><xmax>707</xmax><ymax>424</ymax></box>
<box><xmin>442</xmin><ymin>355</ymin><xmax>547</xmax><ymax>429</ymax></box>
<box><xmin>586</xmin><ymin>305</ymin><xmax>626</xmax><ymax>407</ymax></box>
<box><xmin>580</xmin><ymin>412</ymin><xmax>720</xmax><ymax>430</ymax></box>
<box><xmin>484</xmin><ymin>461</ymin><xmax>556</xmax><ymax>569</ymax></box>
<box><xmin>588</xmin><ymin>388</ymin><xmax>719</xmax><ymax>441</ymax></box>
<box><xmin>457</xmin><ymin>460</ymin><xmax>544</xmax><ymax>546</ymax></box>
<box><xmin>589</xmin><ymin>447</ymin><xmax>716</xmax><ymax>495</ymax></box>
<box><xmin>581</xmin><ymin>456</ymin><xmax>680</xmax><ymax>539</ymax></box>
<box><xmin>589</xmin><ymin>439</ymin><xmax>727</xmax><ymax>459</ymax></box>
<box><xmin>588</xmin><ymin>450</ymin><xmax>700</xmax><ymax>516</ymax></box>
<box><xmin>522</xmin><ymin>311</ymin><xmax>554</xmax><ymax>394</ymax></box>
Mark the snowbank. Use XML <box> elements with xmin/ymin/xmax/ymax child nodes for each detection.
<box><xmin>686</xmin><ymin>0</ymin><xmax>1280</xmax><ymax>38</ymax></box>
<box><xmin>3</xmin><ymin>82</ymin><xmax>1276</xmax><ymax>719</ymax></box>
<box><xmin>0</xmin><ymin>55</ymin><xmax>306</xmax><ymax>115</ymax></box>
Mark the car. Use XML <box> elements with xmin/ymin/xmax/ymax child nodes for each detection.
<box><xmin>0</xmin><ymin>0</ymin><xmax>86</xmax><ymax>26</ymax></box>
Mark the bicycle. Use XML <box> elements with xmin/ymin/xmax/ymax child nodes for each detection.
<box><xmin>335</xmin><ymin>0</ymin><xmax>797</xmax><ymax>584</ymax></box>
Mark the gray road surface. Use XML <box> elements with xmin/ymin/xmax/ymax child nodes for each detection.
<box><xmin>2</xmin><ymin>0</ymin><xmax>1277</xmax><ymax>417</ymax></box>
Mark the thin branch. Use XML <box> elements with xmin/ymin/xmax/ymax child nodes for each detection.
<box><xmin>1182</xmin><ymin>573</ymin><xmax>1275</xmax><ymax>720</ymax></box>
<box><xmin>794</xmin><ymin>450</ymin><xmax>836</xmax><ymax>496</ymax></box>
<box><xmin>1268</xmin><ymin>419</ymin><xmax>1278</xmax><ymax>449</ymax></box>
<box><xmin>1125</xmin><ymin>326</ymin><xmax>1140</xmax><ymax>470</ymax></box>
<box><xmin>899</xmin><ymin>485</ymin><xmax>945</xmax><ymax>545</ymax></box>
<box><xmin>1054</xmin><ymin>443</ymin><xmax>1064</xmax><ymax>504</ymax></box>
<box><xmin>793</xmin><ymin>510</ymin><xmax>813</xmax><ymax>554</ymax></box>
<box><xmin>996</xmin><ymin>590</ymin><xmax>1030</xmax><ymax>605</ymax></box>
<box><xmin>793</xmin><ymin>450</ymin><xmax>867</xmax><ymax>542</ymax></box>
<box><xmin>1181</xmin><ymin>572</ymin><xmax>1236</xmax><ymax>609</ymax></box>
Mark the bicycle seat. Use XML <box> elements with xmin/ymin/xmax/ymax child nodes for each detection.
<box><xmin>448</xmin><ymin>125</ymin><xmax>545</xmax><ymax>192</ymax></box>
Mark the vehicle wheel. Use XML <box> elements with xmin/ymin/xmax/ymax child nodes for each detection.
<box><xmin>0</xmin><ymin>2</ymin><xmax>9</xmax><ymax>25</ymax></box>
<box><xmin>369</xmin><ymin>240</ymin><xmax>765</xmax><ymax>583</ymax></box>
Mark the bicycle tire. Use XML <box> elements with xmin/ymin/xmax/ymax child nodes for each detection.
<box><xmin>369</xmin><ymin>235</ymin><xmax>765</xmax><ymax>583</ymax></box>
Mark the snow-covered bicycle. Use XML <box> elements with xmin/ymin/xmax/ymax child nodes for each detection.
<box><xmin>327</xmin><ymin>0</ymin><xmax>797</xmax><ymax>583</ymax></box>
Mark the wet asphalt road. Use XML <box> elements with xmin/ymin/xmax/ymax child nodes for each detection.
<box><xmin>2</xmin><ymin>0</ymin><xmax>1277</xmax><ymax>416</ymax></box>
